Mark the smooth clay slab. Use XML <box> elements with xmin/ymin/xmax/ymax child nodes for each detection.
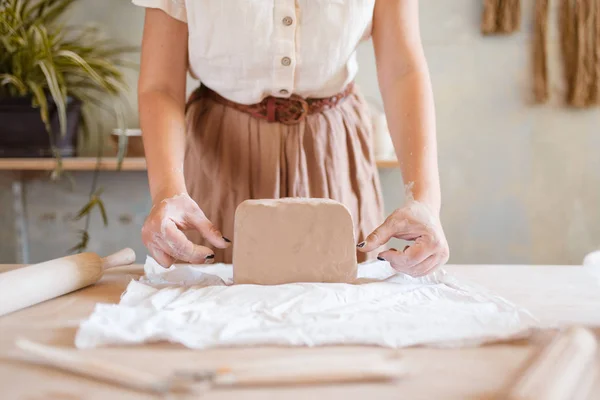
<box><xmin>232</xmin><ymin>198</ymin><xmax>358</xmax><ymax>285</ymax></box>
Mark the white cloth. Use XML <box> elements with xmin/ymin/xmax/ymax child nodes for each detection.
<box><xmin>131</xmin><ymin>0</ymin><xmax>374</xmax><ymax>104</ymax></box>
<box><xmin>584</xmin><ymin>251</ymin><xmax>600</xmax><ymax>267</ymax></box>
<box><xmin>75</xmin><ymin>258</ymin><xmax>539</xmax><ymax>349</ymax></box>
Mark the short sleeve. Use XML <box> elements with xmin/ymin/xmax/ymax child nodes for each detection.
<box><xmin>132</xmin><ymin>0</ymin><xmax>187</xmax><ymax>23</ymax></box>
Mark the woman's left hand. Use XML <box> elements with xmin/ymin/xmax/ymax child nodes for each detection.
<box><xmin>358</xmin><ymin>201</ymin><xmax>449</xmax><ymax>277</ymax></box>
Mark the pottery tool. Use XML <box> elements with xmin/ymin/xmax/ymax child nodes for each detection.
<box><xmin>501</xmin><ymin>326</ymin><xmax>598</xmax><ymax>400</ymax></box>
<box><xmin>0</xmin><ymin>248</ymin><xmax>136</xmax><ymax>317</ymax></box>
<box><xmin>14</xmin><ymin>339</ymin><xmax>172</xmax><ymax>394</ymax></box>
<box><xmin>14</xmin><ymin>339</ymin><xmax>404</xmax><ymax>394</ymax></box>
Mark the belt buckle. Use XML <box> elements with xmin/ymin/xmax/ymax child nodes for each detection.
<box><xmin>278</xmin><ymin>95</ymin><xmax>309</xmax><ymax>125</ymax></box>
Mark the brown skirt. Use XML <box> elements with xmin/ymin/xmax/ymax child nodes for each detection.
<box><xmin>183</xmin><ymin>86</ymin><xmax>384</xmax><ymax>263</ymax></box>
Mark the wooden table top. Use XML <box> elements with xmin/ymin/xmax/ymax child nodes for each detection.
<box><xmin>0</xmin><ymin>264</ymin><xmax>599</xmax><ymax>399</ymax></box>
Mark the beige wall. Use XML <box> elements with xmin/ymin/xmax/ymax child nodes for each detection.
<box><xmin>68</xmin><ymin>0</ymin><xmax>600</xmax><ymax>265</ymax></box>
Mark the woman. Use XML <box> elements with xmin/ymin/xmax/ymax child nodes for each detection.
<box><xmin>135</xmin><ymin>0</ymin><xmax>449</xmax><ymax>277</ymax></box>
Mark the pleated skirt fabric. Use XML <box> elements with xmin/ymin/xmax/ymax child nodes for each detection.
<box><xmin>183</xmin><ymin>86</ymin><xmax>384</xmax><ymax>263</ymax></box>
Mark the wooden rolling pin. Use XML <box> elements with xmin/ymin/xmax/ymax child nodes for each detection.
<box><xmin>0</xmin><ymin>248</ymin><xmax>136</xmax><ymax>317</ymax></box>
<box><xmin>501</xmin><ymin>326</ymin><xmax>599</xmax><ymax>400</ymax></box>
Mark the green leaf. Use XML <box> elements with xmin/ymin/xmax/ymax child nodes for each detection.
<box><xmin>0</xmin><ymin>73</ymin><xmax>27</xmax><ymax>94</ymax></box>
<box><xmin>49</xmin><ymin>152</ymin><xmax>64</xmax><ymax>180</ymax></box>
<box><xmin>96</xmin><ymin>197</ymin><xmax>108</xmax><ymax>227</ymax></box>
<box><xmin>38</xmin><ymin>0</ymin><xmax>77</xmax><ymax>26</ymax></box>
<box><xmin>26</xmin><ymin>80</ymin><xmax>51</xmax><ymax>132</ymax></box>
<box><xmin>73</xmin><ymin>197</ymin><xmax>97</xmax><ymax>221</ymax></box>
<box><xmin>36</xmin><ymin>59</ymin><xmax>67</xmax><ymax>137</ymax></box>
<box><xmin>78</xmin><ymin>103</ymin><xmax>92</xmax><ymax>142</ymax></box>
<box><xmin>68</xmin><ymin>230</ymin><xmax>89</xmax><ymax>254</ymax></box>
<box><xmin>116</xmin><ymin>134</ymin><xmax>128</xmax><ymax>170</ymax></box>
<box><xmin>72</xmin><ymin>191</ymin><xmax>108</xmax><ymax>227</ymax></box>
<box><xmin>56</xmin><ymin>49</ymin><xmax>107</xmax><ymax>87</ymax></box>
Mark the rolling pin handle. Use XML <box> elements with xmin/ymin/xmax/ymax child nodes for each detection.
<box><xmin>101</xmin><ymin>248</ymin><xmax>136</xmax><ymax>270</ymax></box>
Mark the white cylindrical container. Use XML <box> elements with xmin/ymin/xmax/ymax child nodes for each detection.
<box><xmin>370</xmin><ymin>105</ymin><xmax>395</xmax><ymax>160</ymax></box>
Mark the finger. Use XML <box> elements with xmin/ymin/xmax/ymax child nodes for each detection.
<box><xmin>392</xmin><ymin>229</ymin><xmax>429</xmax><ymax>242</ymax></box>
<box><xmin>407</xmin><ymin>254</ymin><xmax>442</xmax><ymax>277</ymax></box>
<box><xmin>402</xmin><ymin>237</ymin><xmax>436</xmax><ymax>267</ymax></box>
<box><xmin>157</xmin><ymin>232</ymin><xmax>215</xmax><ymax>265</ymax></box>
<box><xmin>149</xmin><ymin>245</ymin><xmax>175</xmax><ymax>268</ymax></box>
<box><xmin>378</xmin><ymin>238</ymin><xmax>434</xmax><ymax>270</ymax></box>
<box><xmin>358</xmin><ymin>219</ymin><xmax>397</xmax><ymax>253</ymax></box>
<box><xmin>377</xmin><ymin>247</ymin><xmax>397</xmax><ymax>262</ymax></box>
<box><xmin>359</xmin><ymin>212</ymin><xmax>431</xmax><ymax>252</ymax></box>
<box><xmin>161</xmin><ymin>220</ymin><xmax>215</xmax><ymax>263</ymax></box>
<box><xmin>377</xmin><ymin>248</ymin><xmax>413</xmax><ymax>273</ymax></box>
<box><xmin>185</xmin><ymin>209</ymin><xmax>230</xmax><ymax>249</ymax></box>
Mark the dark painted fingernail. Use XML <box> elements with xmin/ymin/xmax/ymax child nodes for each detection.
<box><xmin>377</xmin><ymin>256</ymin><xmax>386</xmax><ymax>261</ymax></box>
<box><xmin>357</xmin><ymin>241</ymin><xmax>366</xmax><ymax>248</ymax></box>
<box><xmin>403</xmin><ymin>245</ymin><xmax>410</xmax><ymax>252</ymax></box>
<box><xmin>222</xmin><ymin>236</ymin><xmax>231</xmax><ymax>243</ymax></box>
<box><xmin>205</xmin><ymin>254</ymin><xmax>215</xmax><ymax>260</ymax></box>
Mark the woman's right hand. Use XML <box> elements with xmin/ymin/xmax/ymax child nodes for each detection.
<box><xmin>141</xmin><ymin>192</ymin><xmax>231</xmax><ymax>267</ymax></box>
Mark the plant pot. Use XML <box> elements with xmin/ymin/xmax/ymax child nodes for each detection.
<box><xmin>0</xmin><ymin>96</ymin><xmax>81</xmax><ymax>158</ymax></box>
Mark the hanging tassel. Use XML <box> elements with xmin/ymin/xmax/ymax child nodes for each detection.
<box><xmin>572</xmin><ymin>0</ymin><xmax>592</xmax><ymax>106</ymax></box>
<box><xmin>560</xmin><ymin>0</ymin><xmax>577</xmax><ymax>103</ymax></box>
<box><xmin>588</xmin><ymin>0</ymin><xmax>600</xmax><ymax>103</ymax></box>
<box><xmin>482</xmin><ymin>0</ymin><xmax>500</xmax><ymax>34</ymax></box>
<box><xmin>482</xmin><ymin>0</ymin><xmax>522</xmax><ymax>35</ymax></box>
<box><xmin>499</xmin><ymin>0</ymin><xmax>522</xmax><ymax>33</ymax></box>
<box><xmin>560</xmin><ymin>0</ymin><xmax>599</xmax><ymax>107</ymax></box>
<box><xmin>533</xmin><ymin>0</ymin><xmax>550</xmax><ymax>103</ymax></box>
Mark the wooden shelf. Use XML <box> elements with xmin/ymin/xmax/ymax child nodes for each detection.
<box><xmin>0</xmin><ymin>157</ymin><xmax>147</xmax><ymax>171</ymax></box>
<box><xmin>0</xmin><ymin>157</ymin><xmax>397</xmax><ymax>171</ymax></box>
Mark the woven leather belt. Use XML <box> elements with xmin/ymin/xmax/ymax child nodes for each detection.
<box><xmin>187</xmin><ymin>83</ymin><xmax>354</xmax><ymax>125</ymax></box>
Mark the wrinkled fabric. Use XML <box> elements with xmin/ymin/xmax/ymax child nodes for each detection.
<box><xmin>184</xmin><ymin>86</ymin><xmax>384</xmax><ymax>263</ymax></box>
<box><xmin>75</xmin><ymin>258</ymin><xmax>538</xmax><ymax>350</ymax></box>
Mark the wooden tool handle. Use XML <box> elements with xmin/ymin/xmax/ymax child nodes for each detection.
<box><xmin>15</xmin><ymin>339</ymin><xmax>171</xmax><ymax>394</ymax></box>
<box><xmin>502</xmin><ymin>326</ymin><xmax>598</xmax><ymax>400</ymax></box>
<box><xmin>101</xmin><ymin>248</ymin><xmax>136</xmax><ymax>270</ymax></box>
<box><xmin>212</xmin><ymin>358</ymin><xmax>405</xmax><ymax>387</ymax></box>
<box><xmin>215</xmin><ymin>366</ymin><xmax>402</xmax><ymax>387</ymax></box>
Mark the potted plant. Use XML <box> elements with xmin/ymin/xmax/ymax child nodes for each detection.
<box><xmin>0</xmin><ymin>0</ymin><xmax>133</xmax><ymax>160</ymax></box>
<box><xmin>0</xmin><ymin>0</ymin><xmax>136</xmax><ymax>252</ymax></box>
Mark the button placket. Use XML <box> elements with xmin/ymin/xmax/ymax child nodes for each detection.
<box><xmin>272</xmin><ymin>0</ymin><xmax>297</xmax><ymax>98</ymax></box>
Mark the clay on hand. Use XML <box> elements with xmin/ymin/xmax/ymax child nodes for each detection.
<box><xmin>141</xmin><ymin>193</ymin><xmax>230</xmax><ymax>267</ymax></box>
<box><xmin>359</xmin><ymin>201</ymin><xmax>450</xmax><ymax>277</ymax></box>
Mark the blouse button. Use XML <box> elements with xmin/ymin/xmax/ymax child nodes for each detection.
<box><xmin>282</xmin><ymin>16</ymin><xmax>293</xmax><ymax>26</ymax></box>
<box><xmin>281</xmin><ymin>57</ymin><xmax>292</xmax><ymax>66</ymax></box>
<box><xmin>279</xmin><ymin>89</ymin><xmax>289</xmax><ymax>95</ymax></box>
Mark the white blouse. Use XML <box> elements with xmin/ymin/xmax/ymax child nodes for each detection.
<box><xmin>132</xmin><ymin>0</ymin><xmax>375</xmax><ymax>104</ymax></box>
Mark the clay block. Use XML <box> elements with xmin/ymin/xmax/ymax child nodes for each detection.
<box><xmin>233</xmin><ymin>198</ymin><xmax>357</xmax><ymax>285</ymax></box>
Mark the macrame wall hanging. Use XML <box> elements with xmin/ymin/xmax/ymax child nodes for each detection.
<box><xmin>482</xmin><ymin>0</ymin><xmax>600</xmax><ymax>108</ymax></box>
<box><xmin>558</xmin><ymin>0</ymin><xmax>600</xmax><ymax>107</ymax></box>
<box><xmin>533</xmin><ymin>0</ymin><xmax>550</xmax><ymax>103</ymax></box>
<box><xmin>482</xmin><ymin>0</ymin><xmax>522</xmax><ymax>35</ymax></box>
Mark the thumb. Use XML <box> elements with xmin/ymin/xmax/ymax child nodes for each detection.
<box><xmin>358</xmin><ymin>219</ymin><xmax>396</xmax><ymax>252</ymax></box>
